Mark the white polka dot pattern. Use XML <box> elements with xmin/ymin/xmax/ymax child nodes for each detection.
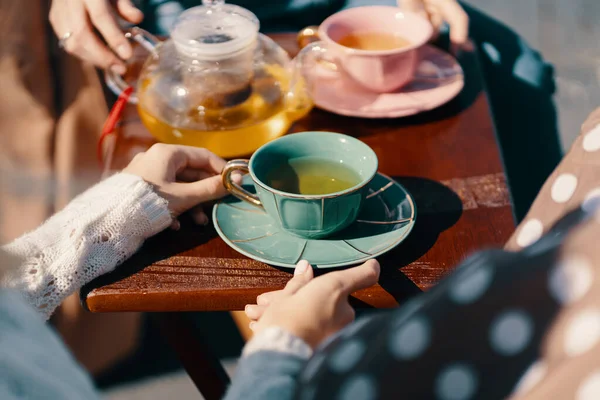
<box><xmin>564</xmin><ymin>310</ymin><xmax>600</xmax><ymax>356</ymax></box>
<box><xmin>577</xmin><ymin>371</ymin><xmax>600</xmax><ymax>400</ymax></box>
<box><xmin>435</xmin><ymin>364</ymin><xmax>478</xmax><ymax>400</ymax></box>
<box><xmin>583</xmin><ymin>124</ymin><xmax>600</xmax><ymax>152</ymax></box>
<box><xmin>449</xmin><ymin>266</ymin><xmax>493</xmax><ymax>304</ymax></box>
<box><xmin>328</xmin><ymin>340</ymin><xmax>366</xmax><ymax>373</ymax></box>
<box><xmin>551</xmin><ymin>174</ymin><xmax>578</xmax><ymax>203</ymax></box>
<box><xmin>512</xmin><ymin>361</ymin><xmax>547</xmax><ymax>396</ymax></box>
<box><xmin>292</xmin><ymin>172</ymin><xmax>600</xmax><ymax>400</ymax></box>
<box><xmin>389</xmin><ymin>317</ymin><xmax>431</xmax><ymax>360</ymax></box>
<box><xmin>582</xmin><ymin>188</ymin><xmax>600</xmax><ymax>213</ymax></box>
<box><xmin>490</xmin><ymin>310</ymin><xmax>533</xmax><ymax>356</ymax></box>
<box><xmin>549</xmin><ymin>256</ymin><xmax>593</xmax><ymax>305</ymax></box>
<box><xmin>337</xmin><ymin>375</ymin><xmax>377</xmax><ymax>400</ymax></box>
<box><xmin>516</xmin><ymin>219</ymin><xmax>544</xmax><ymax>247</ymax></box>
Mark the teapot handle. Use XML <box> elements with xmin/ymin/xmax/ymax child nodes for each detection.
<box><xmin>104</xmin><ymin>27</ymin><xmax>160</xmax><ymax>105</ymax></box>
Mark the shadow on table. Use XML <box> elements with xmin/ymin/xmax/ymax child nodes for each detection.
<box><xmin>80</xmin><ymin>212</ymin><xmax>218</xmax><ymax>304</ymax></box>
<box><xmin>310</xmin><ymin>176</ymin><xmax>463</xmax><ymax>306</ymax></box>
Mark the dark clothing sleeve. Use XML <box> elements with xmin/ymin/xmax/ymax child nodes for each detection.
<box><xmin>223</xmin><ymin>351</ymin><xmax>307</xmax><ymax>400</ymax></box>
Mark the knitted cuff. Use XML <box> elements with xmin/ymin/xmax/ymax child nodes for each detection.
<box><xmin>130</xmin><ymin>178</ymin><xmax>173</xmax><ymax>236</ymax></box>
<box><xmin>242</xmin><ymin>326</ymin><xmax>313</xmax><ymax>360</ymax></box>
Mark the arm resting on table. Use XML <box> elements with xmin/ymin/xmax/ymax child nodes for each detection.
<box><xmin>0</xmin><ymin>173</ymin><xmax>172</xmax><ymax>319</ymax></box>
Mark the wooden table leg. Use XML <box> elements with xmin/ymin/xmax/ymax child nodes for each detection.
<box><xmin>152</xmin><ymin>313</ymin><xmax>231</xmax><ymax>400</ymax></box>
<box><xmin>230</xmin><ymin>311</ymin><xmax>254</xmax><ymax>341</ymax></box>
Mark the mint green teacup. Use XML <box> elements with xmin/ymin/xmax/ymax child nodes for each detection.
<box><xmin>222</xmin><ymin>131</ymin><xmax>378</xmax><ymax>239</ymax></box>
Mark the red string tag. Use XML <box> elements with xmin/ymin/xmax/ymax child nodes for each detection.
<box><xmin>97</xmin><ymin>86</ymin><xmax>134</xmax><ymax>167</ymax></box>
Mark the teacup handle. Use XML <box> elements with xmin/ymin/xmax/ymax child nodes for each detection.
<box><xmin>222</xmin><ymin>160</ymin><xmax>263</xmax><ymax>208</ymax></box>
<box><xmin>296</xmin><ymin>26</ymin><xmax>338</xmax><ymax>71</ymax></box>
<box><xmin>297</xmin><ymin>26</ymin><xmax>320</xmax><ymax>49</ymax></box>
<box><xmin>104</xmin><ymin>27</ymin><xmax>160</xmax><ymax>104</ymax></box>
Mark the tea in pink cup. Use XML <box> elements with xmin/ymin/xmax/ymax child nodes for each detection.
<box><xmin>298</xmin><ymin>6</ymin><xmax>434</xmax><ymax>93</ymax></box>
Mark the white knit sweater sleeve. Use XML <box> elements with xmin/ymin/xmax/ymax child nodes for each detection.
<box><xmin>1</xmin><ymin>173</ymin><xmax>172</xmax><ymax>320</ymax></box>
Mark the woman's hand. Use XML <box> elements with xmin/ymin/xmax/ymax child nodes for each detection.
<box><xmin>398</xmin><ymin>0</ymin><xmax>469</xmax><ymax>47</ymax></box>
<box><xmin>49</xmin><ymin>0</ymin><xmax>144</xmax><ymax>74</ymax></box>
<box><xmin>245</xmin><ymin>259</ymin><xmax>380</xmax><ymax>348</ymax></box>
<box><xmin>124</xmin><ymin>144</ymin><xmax>236</xmax><ymax>227</ymax></box>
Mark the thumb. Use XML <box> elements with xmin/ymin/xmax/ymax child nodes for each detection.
<box><xmin>326</xmin><ymin>259</ymin><xmax>380</xmax><ymax>296</ymax></box>
<box><xmin>283</xmin><ymin>260</ymin><xmax>315</xmax><ymax>294</ymax></box>
<box><xmin>173</xmin><ymin>174</ymin><xmax>229</xmax><ymax>210</ymax></box>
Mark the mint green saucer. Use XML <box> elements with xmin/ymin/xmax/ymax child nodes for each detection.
<box><xmin>213</xmin><ymin>173</ymin><xmax>416</xmax><ymax>268</ymax></box>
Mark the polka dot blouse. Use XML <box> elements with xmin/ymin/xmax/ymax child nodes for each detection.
<box><xmin>290</xmin><ymin>108</ymin><xmax>600</xmax><ymax>399</ymax></box>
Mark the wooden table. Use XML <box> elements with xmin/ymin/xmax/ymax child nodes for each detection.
<box><xmin>81</xmin><ymin>33</ymin><xmax>515</xmax><ymax>399</ymax></box>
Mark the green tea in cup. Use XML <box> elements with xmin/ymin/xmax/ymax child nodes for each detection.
<box><xmin>265</xmin><ymin>157</ymin><xmax>362</xmax><ymax>195</ymax></box>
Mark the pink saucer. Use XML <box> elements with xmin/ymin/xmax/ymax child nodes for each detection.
<box><xmin>310</xmin><ymin>45</ymin><xmax>464</xmax><ymax>119</ymax></box>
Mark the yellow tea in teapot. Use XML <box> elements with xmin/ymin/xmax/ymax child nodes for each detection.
<box><xmin>137</xmin><ymin>64</ymin><xmax>312</xmax><ymax>159</ymax></box>
<box><xmin>105</xmin><ymin>5</ymin><xmax>321</xmax><ymax>159</ymax></box>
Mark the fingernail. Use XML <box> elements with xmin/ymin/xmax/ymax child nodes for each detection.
<box><xmin>110</xmin><ymin>64</ymin><xmax>127</xmax><ymax>75</ymax></box>
<box><xmin>231</xmin><ymin>172</ymin><xmax>243</xmax><ymax>185</ymax></box>
<box><xmin>294</xmin><ymin>260</ymin><xmax>309</xmax><ymax>276</ymax></box>
<box><xmin>116</xmin><ymin>44</ymin><xmax>132</xmax><ymax>60</ymax></box>
<box><xmin>249</xmin><ymin>321</ymin><xmax>256</xmax><ymax>331</ymax></box>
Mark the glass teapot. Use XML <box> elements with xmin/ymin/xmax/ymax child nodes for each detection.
<box><xmin>105</xmin><ymin>0</ymin><xmax>320</xmax><ymax>159</ymax></box>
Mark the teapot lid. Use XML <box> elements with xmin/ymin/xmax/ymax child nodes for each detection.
<box><xmin>171</xmin><ymin>1</ymin><xmax>260</xmax><ymax>61</ymax></box>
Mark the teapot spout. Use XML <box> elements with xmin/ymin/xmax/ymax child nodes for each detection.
<box><xmin>284</xmin><ymin>56</ymin><xmax>318</xmax><ymax>122</ymax></box>
<box><xmin>284</xmin><ymin>77</ymin><xmax>313</xmax><ymax>122</ymax></box>
<box><xmin>285</xmin><ymin>39</ymin><xmax>340</xmax><ymax>121</ymax></box>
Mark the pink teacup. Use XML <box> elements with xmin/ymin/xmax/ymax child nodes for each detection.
<box><xmin>298</xmin><ymin>6</ymin><xmax>434</xmax><ymax>93</ymax></box>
